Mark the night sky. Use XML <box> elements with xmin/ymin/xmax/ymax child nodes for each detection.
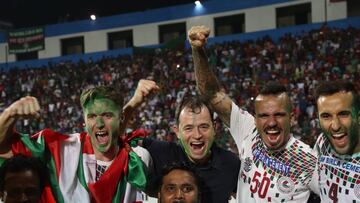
<box><xmin>0</xmin><ymin>0</ymin><xmax>197</xmax><ymax>29</ymax></box>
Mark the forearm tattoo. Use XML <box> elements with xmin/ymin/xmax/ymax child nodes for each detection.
<box><xmin>192</xmin><ymin>47</ymin><xmax>221</xmax><ymax>101</ymax></box>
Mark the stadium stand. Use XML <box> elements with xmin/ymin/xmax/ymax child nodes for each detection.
<box><xmin>0</xmin><ymin>1</ymin><xmax>359</xmax><ymax>202</ymax></box>
<box><xmin>0</xmin><ymin>24</ymin><xmax>359</xmax><ymax>153</ymax></box>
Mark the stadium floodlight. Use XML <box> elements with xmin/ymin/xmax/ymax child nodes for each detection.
<box><xmin>194</xmin><ymin>0</ymin><xmax>204</xmax><ymax>12</ymax></box>
<box><xmin>90</xmin><ymin>14</ymin><xmax>97</xmax><ymax>21</ymax></box>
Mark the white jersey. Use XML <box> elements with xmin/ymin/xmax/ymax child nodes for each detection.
<box><xmin>314</xmin><ymin>134</ymin><xmax>360</xmax><ymax>203</ymax></box>
<box><xmin>230</xmin><ymin>102</ymin><xmax>318</xmax><ymax>202</ymax></box>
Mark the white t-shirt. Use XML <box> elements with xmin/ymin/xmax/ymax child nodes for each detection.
<box><xmin>230</xmin><ymin>102</ymin><xmax>319</xmax><ymax>202</ymax></box>
<box><xmin>314</xmin><ymin>134</ymin><xmax>360</xmax><ymax>203</ymax></box>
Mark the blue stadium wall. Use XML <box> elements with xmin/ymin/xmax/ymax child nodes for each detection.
<box><xmin>0</xmin><ymin>0</ymin><xmax>355</xmax><ymax>70</ymax></box>
<box><xmin>0</xmin><ymin>0</ymin><xmax>297</xmax><ymax>41</ymax></box>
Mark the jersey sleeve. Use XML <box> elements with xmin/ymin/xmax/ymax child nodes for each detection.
<box><xmin>229</xmin><ymin>101</ymin><xmax>257</xmax><ymax>148</ymax></box>
<box><xmin>308</xmin><ymin>162</ymin><xmax>320</xmax><ymax>195</ymax></box>
<box><xmin>312</xmin><ymin>134</ymin><xmax>323</xmax><ymax>157</ymax></box>
<box><xmin>307</xmin><ymin>135</ymin><xmax>322</xmax><ymax>195</ymax></box>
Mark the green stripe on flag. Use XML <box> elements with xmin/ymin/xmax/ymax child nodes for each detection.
<box><xmin>77</xmin><ymin>140</ymin><xmax>89</xmax><ymax>192</ymax></box>
<box><xmin>0</xmin><ymin>157</ymin><xmax>5</xmax><ymax>166</ymax></box>
<box><xmin>112</xmin><ymin>151</ymin><xmax>147</xmax><ymax>203</ymax></box>
<box><xmin>112</xmin><ymin>176</ymin><xmax>128</xmax><ymax>203</ymax></box>
<box><xmin>19</xmin><ymin>133</ymin><xmax>65</xmax><ymax>203</ymax></box>
<box><xmin>127</xmin><ymin>151</ymin><xmax>147</xmax><ymax>191</ymax></box>
<box><xmin>20</xmin><ymin>133</ymin><xmax>45</xmax><ymax>158</ymax></box>
<box><xmin>47</xmin><ymin>157</ymin><xmax>65</xmax><ymax>203</ymax></box>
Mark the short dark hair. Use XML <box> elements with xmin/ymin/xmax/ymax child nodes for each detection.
<box><xmin>315</xmin><ymin>80</ymin><xmax>359</xmax><ymax>111</ymax></box>
<box><xmin>159</xmin><ymin>162</ymin><xmax>201</xmax><ymax>194</ymax></box>
<box><xmin>257</xmin><ymin>81</ymin><xmax>292</xmax><ymax>112</ymax></box>
<box><xmin>259</xmin><ymin>81</ymin><xmax>288</xmax><ymax>96</ymax></box>
<box><xmin>0</xmin><ymin>155</ymin><xmax>47</xmax><ymax>192</ymax></box>
<box><xmin>80</xmin><ymin>85</ymin><xmax>124</xmax><ymax>109</ymax></box>
<box><xmin>175</xmin><ymin>94</ymin><xmax>214</xmax><ymax>125</ymax></box>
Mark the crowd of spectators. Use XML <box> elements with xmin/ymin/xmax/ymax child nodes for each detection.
<box><xmin>0</xmin><ymin>25</ymin><xmax>359</xmax><ymax>153</ymax></box>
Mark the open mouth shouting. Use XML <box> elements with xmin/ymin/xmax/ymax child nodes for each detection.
<box><xmin>190</xmin><ymin>141</ymin><xmax>205</xmax><ymax>155</ymax></box>
<box><xmin>265</xmin><ymin>128</ymin><xmax>281</xmax><ymax>142</ymax></box>
<box><xmin>96</xmin><ymin>130</ymin><xmax>110</xmax><ymax>145</ymax></box>
<box><xmin>330</xmin><ymin>132</ymin><xmax>348</xmax><ymax>148</ymax></box>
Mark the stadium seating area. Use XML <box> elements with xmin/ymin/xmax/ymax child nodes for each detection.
<box><xmin>0</xmin><ymin>25</ymin><xmax>359</xmax><ymax>152</ymax></box>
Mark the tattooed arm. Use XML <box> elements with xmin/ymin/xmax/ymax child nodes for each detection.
<box><xmin>188</xmin><ymin>26</ymin><xmax>233</xmax><ymax>126</ymax></box>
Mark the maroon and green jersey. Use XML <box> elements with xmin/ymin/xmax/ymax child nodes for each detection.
<box><xmin>230</xmin><ymin>103</ymin><xmax>319</xmax><ymax>202</ymax></box>
<box><xmin>314</xmin><ymin>134</ymin><xmax>360</xmax><ymax>203</ymax></box>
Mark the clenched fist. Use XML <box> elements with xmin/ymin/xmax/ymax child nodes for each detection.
<box><xmin>129</xmin><ymin>79</ymin><xmax>160</xmax><ymax>108</ymax></box>
<box><xmin>5</xmin><ymin>96</ymin><xmax>40</xmax><ymax>119</ymax></box>
<box><xmin>188</xmin><ymin>25</ymin><xmax>210</xmax><ymax>49</ymax></box>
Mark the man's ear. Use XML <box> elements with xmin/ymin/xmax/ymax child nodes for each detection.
<box><xmin>118</xmin><ymin>115</ymin><xmax>126</xmax><ymax>133</ymax></box>
<box><xmin>157</xmin><ymin>192</ymin><xmax>161</xmax><ymax>203</ymax></box>
<box><xmin>171</xmin><ymin>125</ymin><xmax>180</xmax><ymax>139</ymax></box>
<box><xmin>290</xmin><ymin>112</ymin><xmax>296</xmax><ymax>127</ymax></box>
<box><xmin>253</xmin><ymin>116</ymin><xmax>259</xmax><ymax>129</ymax></box>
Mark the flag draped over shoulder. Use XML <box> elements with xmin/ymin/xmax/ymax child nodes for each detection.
<box><xmin>125</xmin><ymin>129</ymin><xmax>148</xmax><ymax>147</ymax></box>
<box><xmin>7</xmin><ymin>129</ymin><xmax>147</xmax><ymax>203</ymax></box>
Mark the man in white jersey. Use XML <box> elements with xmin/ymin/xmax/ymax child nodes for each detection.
<box><xmin>315</xmin><ymin>80</ymin><xmax>360</xmax><ymax>202</ymax></box>
<box><xmin>188</xmin><ymin>25</ymin><xmax>319</xmax><ymax>202</ymax></box>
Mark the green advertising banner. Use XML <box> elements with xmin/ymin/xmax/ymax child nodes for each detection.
<box><xmin>8</xmin><ymin>27</ymin><xmax>44</xmax><ymax>54</ymax></box>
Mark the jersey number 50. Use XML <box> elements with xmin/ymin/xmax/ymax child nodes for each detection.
<box><xmin>250</xmin><ymin>171</ymin><xmax>270</xmax><ymax>198</ymax></box>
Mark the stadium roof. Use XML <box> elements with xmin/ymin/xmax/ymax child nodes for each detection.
<box><xmin>0</xmin><ymin>0</ymin><xmax>197</xmax><ymax>29</ymax></box>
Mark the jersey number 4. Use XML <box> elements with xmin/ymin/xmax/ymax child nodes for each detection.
<box><xmin>250</xmin><ymin>171</ymin><xmax>270</xmax><ymax>198</ymax></box>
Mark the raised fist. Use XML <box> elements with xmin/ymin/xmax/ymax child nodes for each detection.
<box><xmin>5</xmin><ymin>96</ymin><xmax>40</xmax><ymax>119</ymax></box>
<box><xmin>188</xmin><ymin>25</ymin><xmax>210</xmax><ymax>49</ymax></box>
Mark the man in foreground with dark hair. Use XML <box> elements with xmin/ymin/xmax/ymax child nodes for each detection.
<box><xmin>188</xmin><ymin>25</ymin><xmax>319</xmax><ymax>202</ymax></box>
<box><xmin>314</xmin><ymin>80</ymin><xmax>360</xmax><ymax>202</ymax></box>
<box><xmin>126</xmin><ymin>80</ymin><xmax>240</xmax><ymax>203</ymax></box>
<box><xmin>0</xmin><ymin>155</ymin><xmax>46</xmax><ymax>203</ymax></box>
<box><xmin>158</xmin><ymin>162</ymin><xmax>200</xmax><ymax>203</ymax></box>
